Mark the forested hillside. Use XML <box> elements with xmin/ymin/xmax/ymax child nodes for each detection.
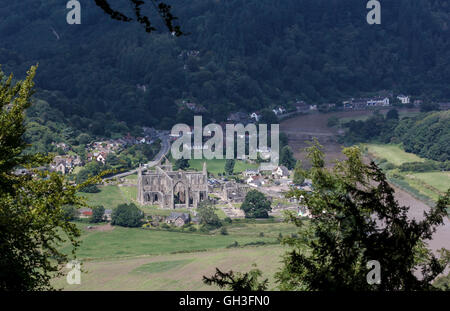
<box><xmin>343</xmin><ymin>110</ymin><xmax>450</xmax><ymax>162</ymax></box>
<box><xmin>1</xmin><ymin>0</ymin><xmax>449</xmax><ymax>131</ymax></box>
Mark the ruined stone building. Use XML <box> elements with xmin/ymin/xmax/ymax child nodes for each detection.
<box><xmin>222</xmin><ymin>181</ymin><xmax>249</xmax><ymax>203</ymax></box>
<box><xmin>137</xmin><ymin>160</ymin><xmax>208</xmax><ymax>209</ymax></box>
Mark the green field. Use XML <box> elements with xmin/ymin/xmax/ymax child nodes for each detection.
<box><xmin>188</xmin><ymin>158</ymin><xmax>259</xmax><ymax>175</ymax></box>
<box><xmin>402</xmin><ymin>172</ymin><xmax>450</xmax><ymax>201</ymax></box>
<box><xmin>53</xmin><ymin>244</ymin><xmax>287</xmax><ymax>291</ymax></box>
<box><xmin>366</xmin><ymin>144</ymin><xmax>424</xmax><ymax>166</ymax></box>
<box><xmin>61</xmin><ymin>221</ymin><xmax>298</xmax><ymax>260</ymax></box>
<box><xmin>80</xmin><ymin>185</ymin><xmax>131</xmax><ymax>208</ymax></box>
<box><xmin>364</xmin><ymin>144</ymin><xmax>448</xmax><ymax>203</ymax></box>
<box><xmin>339</xmin><ymin>110</ymin><xmax>420</xmax><ymax>124</ymax></box>
<box><xmin>52</xmin><ymin>218</ymin><xmax>300</xmax><ymax>290</ymax></box>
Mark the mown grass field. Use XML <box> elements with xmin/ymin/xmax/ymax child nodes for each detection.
<box><xmin>366</xmin><ymin>144</ymin><xmax>424</xmax><ymax>166</ymax></box>
<box><xmin>188</xmin><ymin>158</ymin><xmax>259</xmax><ymax>175</ymax></box>
<box><xmin>61</xmin><ymin>221</ymin><xmax>298</xmax><ymax>260</ymax></box>
<box><xmin>339</xmin><ymin>109</ymin><xmax>420</xmax><ymax>124</ymax></box>
<box><xmin>53</xmin><ymin>245</ymin><xmax>287</xmax><ymax>291</ymax></box>
<box><xmin>54</xmin><ymin>219</ymin><xmax>300</xmax><ymax>290</ymax></box>
<box><xmin>364</xmin><ymin>144</ymin><xmax>449</xmax><ymax>204</ymax></box>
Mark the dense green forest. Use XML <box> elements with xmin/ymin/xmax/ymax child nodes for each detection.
<box><xmin>342</xmin><ymin>110</ymin><xmax>450</xmax><ymax>162</ymax></box>
<box><xmin>1</xmin><ymin>0</ymin><xmax>449</xmax><ymax>132</ymax></box>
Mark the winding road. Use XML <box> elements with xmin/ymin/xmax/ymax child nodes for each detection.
<box><xmin>104</xmin><ymin>135</ymin><xmax>171</xmax><ymax>180</ymax></box>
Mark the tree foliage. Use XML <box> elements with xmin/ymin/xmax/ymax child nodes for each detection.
<box><xmin>197</xmin><ymin>200</ymin><xmax>222</xmax><ymax>229</ymax></box>
<box><xmin>91</xmin><ymin>205</ymin><xmax>105</xmax><ymax>223</ymax></box>
<box><xmin>0</xmin><ymin>66</ymin><xmax>98</xmax><ymax>291</ymax></box>
<box><xmin>224</xmin><ymin>159</ymin><xmax>235</xmax><ymax>175</ymax></box>
<box><xmin>277</xmin><ymin>141</ymin><xmax>450</xmax><ymax>290</ymax></box>
<box><xmin>280</xmin><ymin>146</ymin><xmax>296</xmax><ymax>170</ymax></box>
<box><xmin>293</xmin><ymin>160</ymin><xmax>305</xmax><ymax>185</ymax></box>
<box><xmin>241</xmin><ymin>190</ymin><xmax>272</xmax><ymax>219</ymax></box>
<box><xmin>2</xmin><ymin>1</ymin><xmax>449</xmax><ymax>132</ymax></box>
<box><xmin>203</xmin><ymin>266</ymin><xmax>268</xmax><ymax>291</ymax></box>
<box><xmin>111</xmin><ymin>203</ymin><xmax>144</xmax><ymax>227</ymax></box>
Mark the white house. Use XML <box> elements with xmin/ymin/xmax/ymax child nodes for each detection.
<box><xmin>367</xmin><ymin>97</ymin><xmax>390</xmax><ymax>107</ymax></box>
<box><xmin>397</xmin><ymin>95</ymin><xmax>410</xmax><ymax>104</ymax></box>
<box><xmin>96</xmin><ymin>152</ymin><xmax>106</xmax><ymax>164</ymax></box>
<box><xmin>250</xmin><ymin>112</ymin><xmax>261</xmax><ymax>122</ymax></box>
<box><xmin>272</xmin><ymin>166</ymin><xmax>290</xmax><ymax>179</ymax></box>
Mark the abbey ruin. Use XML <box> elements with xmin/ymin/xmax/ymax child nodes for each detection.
<box><xmin>137</xmin><ymin>160</ymin><xmax>208</xmax><ymax>209</ymax></box>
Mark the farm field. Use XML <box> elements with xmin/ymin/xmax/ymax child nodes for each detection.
<box><xmin>54</xmin><ymin>220</ymin><xmax>299</xmax><ymax>290</ymax></box>
<box><xmin>188</xmin><ymin>158</ymin><xmax>259</xmax><ymax>175</ymax></box>
<box><xmin>80</xmin><ymin>185</ymin><xmax>131</xmax><ymax>209</ymax></box>
<box><xmin>365</xmin><ymin>144</ymin><xmax>424</xmax><ymax>166</ymax></box>
<box><xmin>339</xmin><ymin>109</ymin><xmax>420</xmax><ymax>124</ymax></box>
<box><xmin>364</xmin><ymin>144</ymin><xmax>448</xmax><ymax>203</ymax></box>
<box><xmin>60</xmin><ymin>221</ymin><xmax>298</xmax><ymax>260</ymax></box>
<box><xmin>53</xmin><ymin>244</ymin><xmax>287</xmax><ymax>291</ymax></box>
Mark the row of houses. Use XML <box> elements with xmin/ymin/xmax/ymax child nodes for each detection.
<box><xmin>243</xmin><ymin>165</ymin><xmax>291</xmax><ymax>187</ymax></box>
<box><xmin>343</xmin><ymin>97</ymin><xmax>391</xmax><ymax>110</ymax></box>
<box><xmin>50</xmin><ymin>155</ymin><xmax>83</xmax><ymax>175</ymax></box>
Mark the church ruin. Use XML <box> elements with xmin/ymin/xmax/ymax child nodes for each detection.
<box><xmin>137</xmin><ymin>160</ymin><xmax>208</xmax><ymax>209</ymax></box>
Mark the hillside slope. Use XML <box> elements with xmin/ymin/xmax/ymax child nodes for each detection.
<box><xmin>0</xmin><ymin>0</ymin><xmax>449</xmax><ymax>130</ymax></box>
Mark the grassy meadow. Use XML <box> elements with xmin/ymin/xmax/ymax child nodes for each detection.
<box><xmin>364</xmin><ymin>144</ymin><xmax>449</xmax><ymax>204</ymax></box>
<box><xmin>366</xmin><ymin>144</ymin><xmax>424</xmax><ymax>166</ymax></box>
<box><xmin>54</xmin><ymin>245</ymin><xmax>287</xmax><ymax>291</ymax></box>
<box><xmin>188</xmin><ymin>158</ymin><xmax>259</xmax><ymax>175</ymax></box>
<box><xmin>54</xmin><ymin>219</ymin><xmax>300</xmax><ymax>290</ymax></box>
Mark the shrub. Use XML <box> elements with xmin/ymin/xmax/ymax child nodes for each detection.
<box><xmin>220</xmin><ymin>227</ymin><xmax>229</xmax><ymax>235</ymax></box>
<box><xmin>111</xmin><ymin>203</ymin><xmax>144</xmax><ymax>227</ymax></box>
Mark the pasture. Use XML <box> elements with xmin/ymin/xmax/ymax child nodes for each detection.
<box><xmin>188</xmin><ymin>158</ymin><xmax>259</xmax><ymax>175</ymax></box>
<box><xmin>365</xmin><ymin>144</ymin><xmax>424</xmax><ymax>166</ymax></box>
<box><xmin>54</xmin><ymin>245</ymin><xmax>287</xmax><ymax>291</ymax></box>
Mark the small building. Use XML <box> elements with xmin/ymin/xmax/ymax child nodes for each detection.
<box><xmin>397</xmin><ymin>95</ymin><xmax>410</xmax><ymax>104</ymax></box>
<box><xmin>243</xmin><ymin>169</ymin><xmax>259</xmax><ymax>177</ymax></box>
<box><xmin>246</xmin><ymin>175</ymin><xmax>265</xmax><ymax>187</ymax></box>
<box><xmin>272</xmin><ymin>166</ymin><xmax>290</xmax><ymax>179</ymax></box>
<box><xmin>104</xmin><ymin>209</ymin><xmax>113</xmax><ymax>221</ymax></box>
<box><xmin>166</xmin><ymin>212</ymin><xmax>191</xmax><ymax>227</ymax></box>
<box><xmin>250</xmin><ymin>112</ymin><xmax>261</xmax><ymax>122</ymax></box>
<box><xmin>79</xmin><ymin>208</ymin><xmax>92</xmax><ymax>219</ymax></box>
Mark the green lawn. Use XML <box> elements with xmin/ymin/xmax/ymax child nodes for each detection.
<box><xmin>188</xmin><ymin>158</ymin><xmax>259</xmax><ymax>175</ymax></box>
<box><xmin>411</xmin><ymin>172</ymin><xmax>450</xmax><ymax>193</ymax></box>
<box><xmin>61</xmin><ymin>221</ymin><xmax>298</xmax><ymax>260</ymax></box>
<box><xmin>401</xmin><ymin>171</ymin><xmax>450</xmax><ymax>201</ymax></box>
<box><xmin>366</xmin><ymin>144</ymin><xmax>424</xmax><ymax>166</ymax></box>
<box><xmin>79</xmin><ymin>185</ymin><xmax>130</xmax><ymax>209</ymax></box>
<box><xmin>131</xmin><ymin>259</ymin><xmax>195</xmax><ymax>274</ymax></box>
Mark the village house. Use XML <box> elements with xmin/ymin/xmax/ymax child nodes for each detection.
<box><xmin>166</xmin><ymin>212</ymin><xmax>191</xmax><ymax>227</ymax></box>
<box><xmin>293</xmin><ymin>100</ymin><xmax>309</xmax><ymax>112</ymax></box>
<box><xmin>397</xmin><ymin>95</ymin><xmax>410</xmax><ymax>104</ymax></box>
<box><xmin>367</xmin><ymin>97</ymin><xmax>390</xmax><ymax>107</ymax></box>
<box><xmin>243</xmin><ymin>169</ymin><xmax>259</xmax><ymax>177</ymax></box>
<box><xmin>246</xmin><ymin>175</ymin><xmax>265</xmax><ymax>187</ymax></box>
<box><xmin>272</xmin><ymin>106</ymin><xmax>286</xmax><ymax>115</ymax></box>
<box><xmin>51</xmin><ymin>155</ymin><xmax>83</xmax><ymax>174</ymax></box>
<box><xmin>272</xmin><ymin>166</ymin><xmax>290</xmax><ymax>179</ymax></box>
<box><xmin>250</xmin><ymin>112</ymin><xmax>261</xmax><ymax>122</ymax></box>
<box><xmin>79</xmin><ymin>208</ymin><xmax>92</xmax><ymax>219</ymax></box>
